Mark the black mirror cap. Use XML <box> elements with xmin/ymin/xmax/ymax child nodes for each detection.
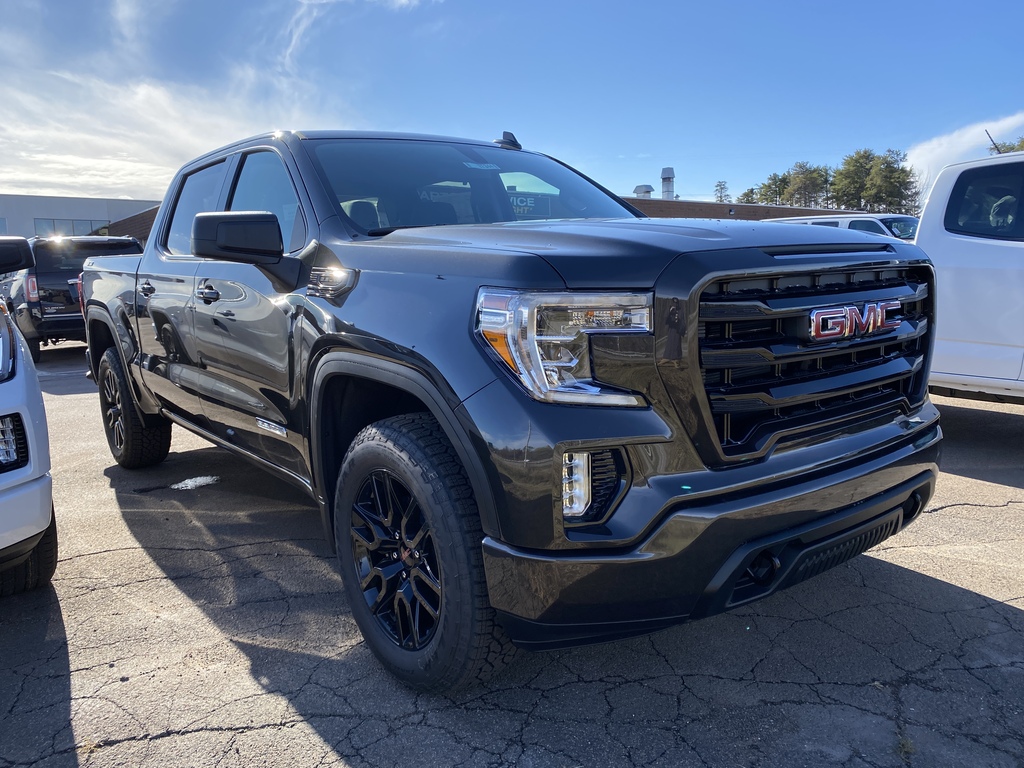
<box><xmin>0</xmin><ymin>237</ymin><xmax>35</xmax><ymax>273</ymax></box>
<box><xmin>191</xmin><ymin>211</ymin><xmax>284</xmax><ymax>265</ymax></box>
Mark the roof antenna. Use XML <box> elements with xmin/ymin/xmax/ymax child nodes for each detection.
<box><xmin>494</xmin><ymin>131</ymin><xmax>522</xmax><ymax>150</ymax></box>
<box><xmin>986</xmin><ymin>129</ymin><xmax>1003</xmax><ymax>154</ymax></box>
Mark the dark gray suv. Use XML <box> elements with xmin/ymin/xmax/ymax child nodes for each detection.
<box><xmin>0</xmin><ymin>236</ymin><xmax>142</xmax><ymax>362</ymax></box>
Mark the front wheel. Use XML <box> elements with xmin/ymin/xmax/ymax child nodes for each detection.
<box><xmin>334</xmin><ymin>413</ymin><xmax>514</xmax><ymax>692</ymax></box>
<box><xmin>97</xmin><ymin>347</ymin><xmax>172</xmax><ymax>468</ymax></box>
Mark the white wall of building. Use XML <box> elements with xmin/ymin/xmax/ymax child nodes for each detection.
<box><xmin>0</xmin><ymin>194</ymin><xmax>160</xmax><ymax>237</ymax></box>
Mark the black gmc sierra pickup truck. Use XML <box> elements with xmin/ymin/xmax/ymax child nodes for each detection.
<box><xmin>82</xmin><ymin>130</ymin><xmax>941</xmax><ymax>692</ymax></box>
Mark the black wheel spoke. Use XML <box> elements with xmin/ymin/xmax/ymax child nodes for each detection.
<box><xmin>350</xmin><ymin>500</ymin><xmax>393</xmax><ymax>550</ymax></box>
<box><xmin>410</xmin><ymin>570</ymin><xmax>441</xmax><ymax>619</ymax></box>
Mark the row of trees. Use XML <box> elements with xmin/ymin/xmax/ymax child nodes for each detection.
<box><xmin>714</xmin><ymin>148</ymin><xmax>920</xmax><ymax>215</ymax></box>
<box><xmin>989</xmin><ymin>135</ymin><xmax>1024</xmax><ymax>153</ymax></box>
<box><xmin>713</xmin><ymin>133</ymin><xmax>1024</xmax><ymax>215</ymax></box>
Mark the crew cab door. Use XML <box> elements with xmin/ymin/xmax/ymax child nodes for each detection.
<box><xmin>191</xmin><ymin>149</ymin><xmax>310</xmax><ymax>478</ymax></box>
<box><xmin>929</xmin><ymin>161</ymin><xmax>1024</xmax><ymax>382</ymax></box>
<box><xmin>136</xmin><ymin>160</ymin><xmax>229</xmax><ymax>423</ymax></box>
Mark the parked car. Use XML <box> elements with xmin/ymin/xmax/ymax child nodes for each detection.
<box><xmin>915</xmin><ymin>151</ymin><xmax>1024</xmax><ymax>404</ymax></box>
<box><xmin>0</xmin><ymin>237</ymin><xmax>57</xmax><ymax>596</ymax></box>
<box><xmin>767</xmin><ymin>213</ymin><xmax>919</xmax><ymax>240</ymax></box>
<box><xmin>0</xmin><ymin>235</ymin><xmax>142</xmax><ymax>363</ymax></box>
<box><xmin>82</xmin><ymin>130</ymin><xmax>940</xmax><ymax>691</ymax></box>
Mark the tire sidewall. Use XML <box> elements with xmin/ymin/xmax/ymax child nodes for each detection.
<box><xmin>334</xmin><ymin>427</ymin><xmax>478</xmax><ymax>690</ymax></box>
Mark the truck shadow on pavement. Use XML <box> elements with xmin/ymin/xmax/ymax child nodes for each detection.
<box><xmin>90</xmin><ymin>443</ymin><xmax>1024</xmax><ymax>768</ymax></box>
<box><xmin>0</xmin><ymin>587</ymin><xmax>78</xmax><ymax>767</ymax></box>
<box><xmin>934</xmin><ymin>399</ymin><xmax>1024</xmax><ymax>489</ymax></box>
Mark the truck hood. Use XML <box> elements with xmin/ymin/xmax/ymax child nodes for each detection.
<box><xmin>371</xmin><ymin>218</ymin><xmax>897</xmax><ymax>288</ymax></box>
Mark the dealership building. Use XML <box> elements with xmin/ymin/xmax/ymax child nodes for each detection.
<box><xmin>0</xmin><ymin>193</ymin><xmax>160</xmax><ymax>239</ymax></box>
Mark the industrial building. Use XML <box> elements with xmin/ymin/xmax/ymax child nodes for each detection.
<box><xmin>0</xmin><ymin>194</ymin><xmax>160</xmax><ymax>238</ymax></box>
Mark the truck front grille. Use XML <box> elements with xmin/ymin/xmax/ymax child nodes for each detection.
<box><xmin>697</xmin><ymin>265</ymin><xmax>932</xmax><ymax>461</ymax></box>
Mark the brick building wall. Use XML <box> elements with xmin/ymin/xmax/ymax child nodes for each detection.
<box><xmin>627</xmin><ymin>198</ymin><xmax>844</xmax><ymax>221</ymax></box>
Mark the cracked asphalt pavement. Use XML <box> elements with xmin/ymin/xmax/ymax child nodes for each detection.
<box><xmin>2</xmin><ymin>345</ymin><xmax>1022</xmax><ymax>767</ymax></box>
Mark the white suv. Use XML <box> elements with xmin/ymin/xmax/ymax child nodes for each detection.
<box><xmin>0</xmin><ymin>237</ymin><xmax>57</xmax><ymax>596</ymax></box>
<box><xmin>767</xmin><ymin>213</ymin><xmax>919</xmax><ymax>240</ymax></box>
<box><xmin>914</xmin><ymin>152</ymin><xmax>1024</xmax><ymax>404</ymax></box>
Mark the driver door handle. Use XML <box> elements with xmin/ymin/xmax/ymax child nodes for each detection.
<box><xmin>196</xmin><ymin>285</ymin><xmax>220</xmax><ymax>303</ymax></box>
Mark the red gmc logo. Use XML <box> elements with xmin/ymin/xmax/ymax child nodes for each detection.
<box><xmin>809</xmin><ymin>300</ymin><xmax>902</xmax><ymax>341</ymax></box>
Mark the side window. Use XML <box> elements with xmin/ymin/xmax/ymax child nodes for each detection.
<box><xmin>944</xmin><ymin>163</ymin><xmax>1022</xmax><ymax>240</ymax></box>
<box><xmin>849</xmin><ymin>220</ymin><xmax>887</xmax><ymax>235</ymax></box>
<box><xmin>228</xmin><ymin>152</ymin><xmax>306</xmax><ymax>252</ymax></box>
<box><xmin>166</xmin><ymin>162</ymin><xmax>228</xmax><ymax>255</ymax></box>
<box><xmin>811</xmin><ymin>221</ymin><xmax>840</xmax><ymax>227</ymax></box>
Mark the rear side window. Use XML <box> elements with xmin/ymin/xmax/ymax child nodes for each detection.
<box><xmin>944</xmin><ymin>162</ymin><xmax>1022</xmax><ymax>241</ymax></box>
<box><xmin>166</xmin><ymin>161</ymin><xmax>228</xmax><ymax>255</ymax></box>
<box><xmin>32</xmin><ymin>240</ymin><xmax>142</xmax><ymax>273</ymax></box>
<box><xmin>811</xmin><ymin>221</ymin><xmax>840</xmax><ymax>227</ymax></box>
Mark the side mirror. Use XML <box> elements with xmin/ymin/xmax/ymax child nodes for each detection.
<box><xmin>0</xmin><ymin>237</ymin><xmax>35</xmax><ymax>273</ymax></box>
<box><xmin>191</xmin><ymin>211</ymin><xmax>284</xmax><ymax>265</ymax></box>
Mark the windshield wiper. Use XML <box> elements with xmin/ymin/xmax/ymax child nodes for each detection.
<box><xmin>366</xmin><ymin>224</ymin><xmax>452</xmax><ymax>236</ymax></box>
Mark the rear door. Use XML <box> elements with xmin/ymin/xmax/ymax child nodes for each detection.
<box><xmin>136</xmin><ymin>160</ymin><xmax>230</xmax><ymax>424</ymax></box>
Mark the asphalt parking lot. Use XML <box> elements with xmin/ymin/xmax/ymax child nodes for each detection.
<box><xmin>2</xmin><ymin>344</ymin><xmax>1022</xmax><ymax>768</ymax></box>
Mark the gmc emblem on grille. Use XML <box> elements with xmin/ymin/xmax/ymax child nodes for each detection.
<box><xmin>808</xmin><ymin>300</ymin><xmax>902</xmax><ymax>341</ymax></box>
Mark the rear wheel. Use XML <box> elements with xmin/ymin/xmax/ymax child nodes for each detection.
<box><xmin>0</xmin><ymin>509</ymin><xmax>57</xmax><ymax>597</ymax></box>
<box><xmin>98</xmin><ymin>347</ymin><xmax>172</xmax><ymax>468</ymax></box>
<box><xmin>334</xmin><ymin>413</ymin><xmax>514</xmax><ymax>692</ymax></box>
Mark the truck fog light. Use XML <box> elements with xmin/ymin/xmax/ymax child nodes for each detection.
<box><xmin>562</xmin><ymin>452</ymin><xmax>591</xmax><ymax>519</ymax></box>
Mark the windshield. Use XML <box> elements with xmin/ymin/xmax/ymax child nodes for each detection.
<box><xmin>306</xmin><ymin>138</ymin><xmax>635</xmax><ymax>231</ymax></box>
<box><xmin>879</xmin><ymin>216</ymin><xmax>919</xmax><ymax>240</ymax></box>
<box><xmin>33</xmin><ymin>239</ymin><xmax>142</xmax><ymax>273</ymax></box>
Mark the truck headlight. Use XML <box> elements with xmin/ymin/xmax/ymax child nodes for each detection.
<box><xmin>476</xmin><ymin>289</ymin><xmax>652</xmax><ymax>406</ymax></box>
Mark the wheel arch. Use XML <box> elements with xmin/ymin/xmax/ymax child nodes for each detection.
<box><xmin>310</xmin><ymin>353</ymin><xmax>500</xmax><ymax>551</ymax></box>
<box><xmin>85</xmin><ymin>305</ymin><xmax>158</xmax><ymax>422</ymax></box>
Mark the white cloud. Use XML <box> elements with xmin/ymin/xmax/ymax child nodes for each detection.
<box><xmin>0</xmin><ymin>0</ymin><xmax>439</xmax><ymax>199</ymax></box>
<box><xmin>907</xmin><ymin>112</ymin><xmax>1024</xmax><ymax>197</ymax></box>
<box><xmin>0</xmin><ymin>66</ymin><xmax>330</xmax><ymax>199</ymax></box>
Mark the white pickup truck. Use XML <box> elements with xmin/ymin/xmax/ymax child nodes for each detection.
<box><xmin>915</xmin><ymin>151</ymin><xmax>1024</xmax><ymax>405</ymax></box>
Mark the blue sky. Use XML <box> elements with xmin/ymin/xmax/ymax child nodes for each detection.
<box><xmin>1</xmin><ymin>0</ymin><xmax>1022</xmax><ymax>203</ymax></box>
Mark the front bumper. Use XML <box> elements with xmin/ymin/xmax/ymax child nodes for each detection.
<box><xmin>483</xmin><ymin>424</ymin><xmax>940</xmax><ymax>649</ymax></box>
<box><xmin>0</xmin><ymin>475</ymin><xmax>53</xmax><ymax>572</ymax></box>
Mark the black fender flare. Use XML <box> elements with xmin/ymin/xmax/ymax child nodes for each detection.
<box><xmin>309</xmin><ymin>352</ymin><xmax>501</xmax><ymax>546</ymax></box>
<box><xmin>84</xmin><ymin>304</ymin><xmax>156</xmax><ymax>420</ymax></box>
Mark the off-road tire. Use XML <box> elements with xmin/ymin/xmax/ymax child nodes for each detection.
<box><xmin>98</xmin><ymin>347</ymin><xmax>172</xmax><ymax>468</ymax></box>
<box><xmin>334</xmin><ymin>413</ymin><xmax>515</xmax><ymax>692</ymax></box>
<box><xmin>0</xmin><ymin>509</ymin><xmax>57</xmax><ymax>596</ymax></box>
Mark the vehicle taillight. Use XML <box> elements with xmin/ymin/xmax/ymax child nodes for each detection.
<box><xmin>26</xmin><ymin>275</ymin><xmax>38</xmax><ymax>302</ymax></box>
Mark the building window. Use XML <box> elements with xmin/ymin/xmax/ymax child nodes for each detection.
<box><xmin>34</xmin><ymin>219</ymin><xmax>109</xmax><ymax>237</ymax></box>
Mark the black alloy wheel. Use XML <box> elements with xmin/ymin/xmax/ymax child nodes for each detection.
<box><xmin>350</xmin><ymin>468</ymin><xmax>442</xmax><ymax>650</ymax></box>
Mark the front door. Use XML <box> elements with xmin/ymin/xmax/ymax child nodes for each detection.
<box><xmin>192</xmin><ymin>149</ymin><xmax>310</xmax><ymax>479</ymax></box>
